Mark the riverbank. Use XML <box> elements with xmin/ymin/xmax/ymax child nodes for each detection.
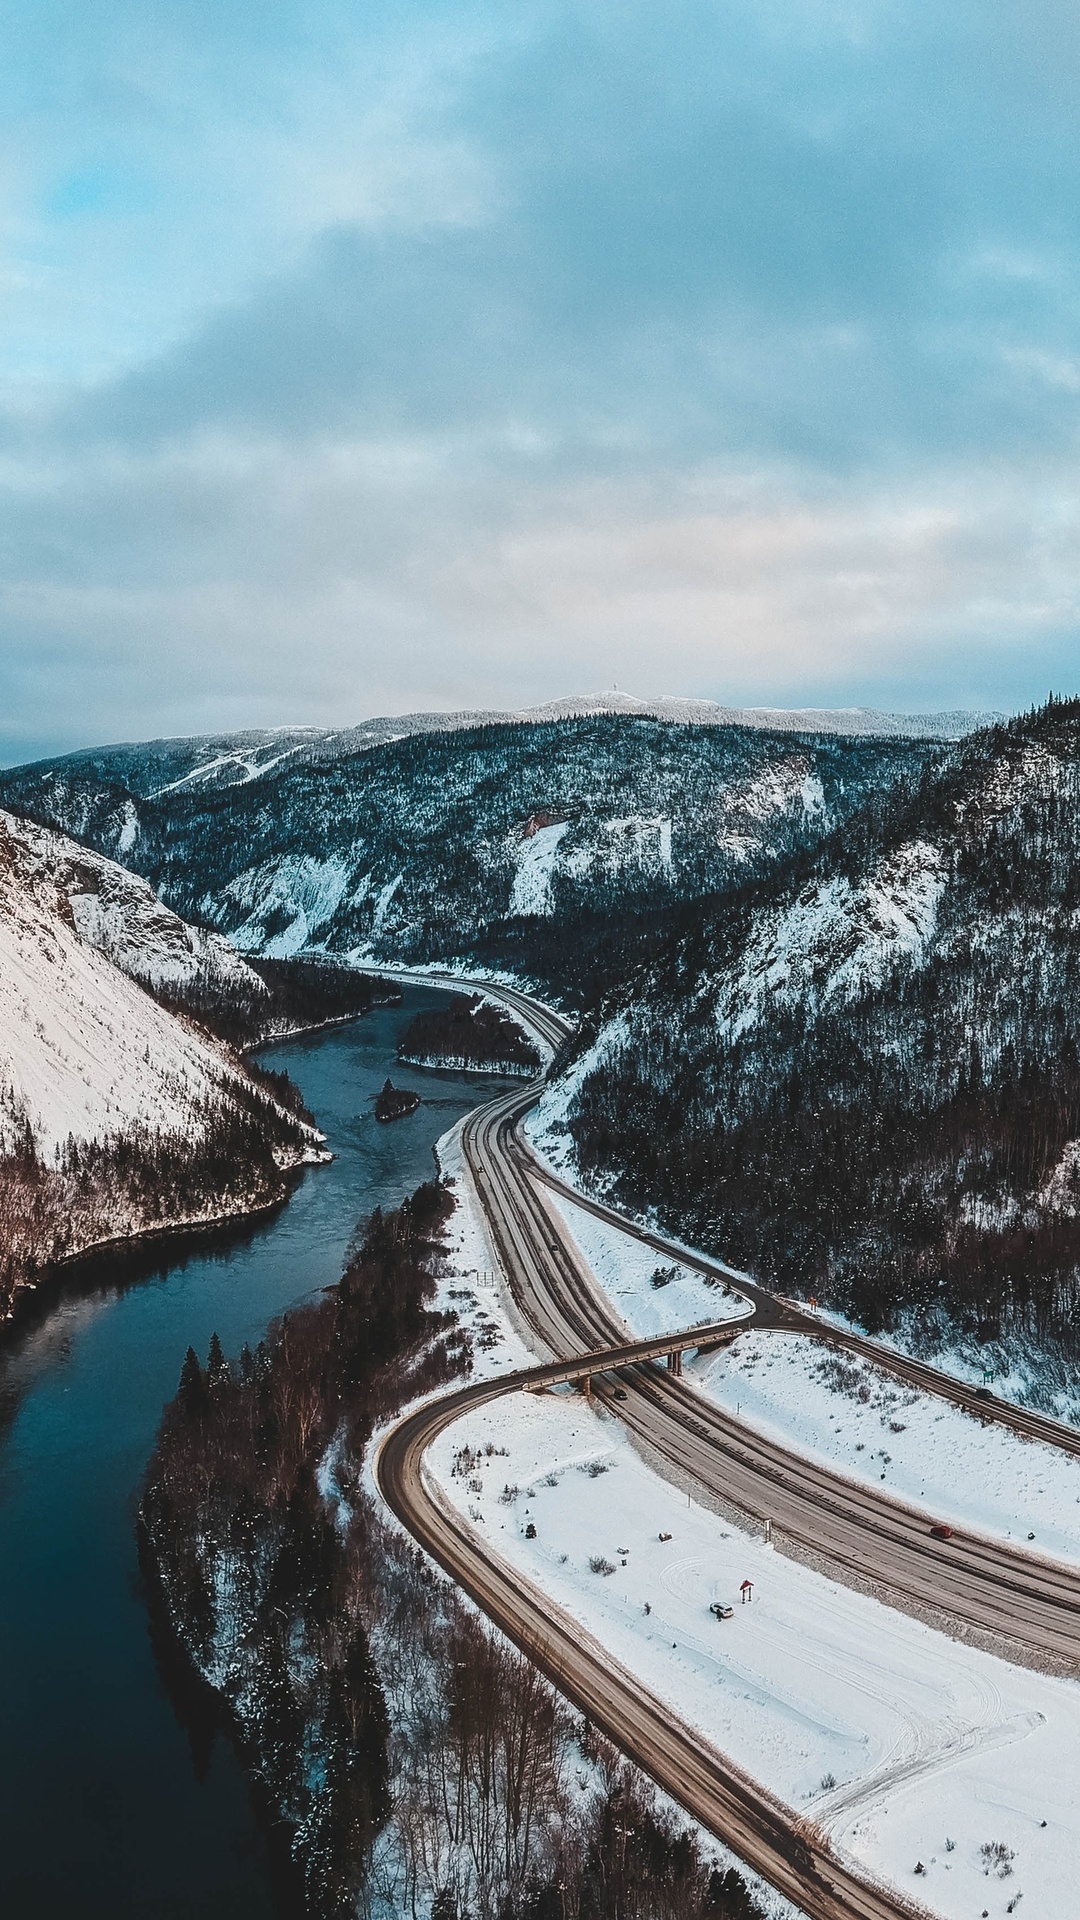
<box><xmin>0</xmin><ymin>990</ymin><xmax>503</xmax><ymax>1919</ymax></box>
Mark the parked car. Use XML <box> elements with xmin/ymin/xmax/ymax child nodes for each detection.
<box><xmin>929</xmin><ymin>1523</ymin><xmax>954</xmax><ymax>1540</ymax></box>
<box><xmin>974</xmin><ymin>1386</ymin><xmax>994</xmax><ymax>1400</ymax></box>
<box><xmin>658</xmin><ymin>1531</ymin><xmax>672</xmax><ymax>1542</ymax></box>
<box><xmin>710</xmin><ymin>1602</ymin><xmax>734</xmax><ymax>1620</ymax></box>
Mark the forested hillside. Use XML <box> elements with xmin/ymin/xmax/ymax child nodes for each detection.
<box><xmin>0</xmin><ymin>716</ymin><xmax>940</xmax><ymax>1002</ymax></box>
<box><xmin>541</xmin><ymin>699</ymin><xmax>1080</xmax><ymax>1402</ymax></box>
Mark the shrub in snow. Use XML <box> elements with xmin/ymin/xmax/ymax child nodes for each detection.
<box><xmin>980</xmin><ymin>1840</ymin><xmax>1015</xmax><ymax>1877</ymax></box>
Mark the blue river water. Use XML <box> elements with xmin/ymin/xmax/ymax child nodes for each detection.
<box><xmin>0</xmin><ymin>989</ymin><xmax>502</xmax><ymax>1919</ymax></box>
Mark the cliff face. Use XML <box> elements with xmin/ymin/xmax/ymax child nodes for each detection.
<box><xmin>0</xmin><ymin>809</ymin><xmax>323</xmax><ymax>1320</ymax></box>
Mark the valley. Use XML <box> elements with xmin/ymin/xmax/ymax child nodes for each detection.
<box><xmin>2</xmin><ymin>697</ymin><xmax>1080</xmax><ymax>1917</ymax></box>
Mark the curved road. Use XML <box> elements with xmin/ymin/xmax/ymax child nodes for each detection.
<box><xmin>373</xmin><ymin>971</ymin><xmax>1080</xmax><ymax>1916</ymax></box>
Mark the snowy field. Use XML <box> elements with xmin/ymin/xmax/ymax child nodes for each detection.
<box><xmin>697</xmin><ymin>1331</ymin><xmax>1080</xmax><ymax>1566</ymax></box>
<box><xmin>419</xmin><ymin>1124</ymin><xmax>1080</xmax><ymax>1920</ymax></box>
<box><xmin>431</xmin><ymin>1388</ymin><xmax>1080</xmax><ymax>1920</ymax></box>
<box><xmin>547</xmin><ymin>1190</ymin><xmax>752</xmax><ymax>1340</ymax></box>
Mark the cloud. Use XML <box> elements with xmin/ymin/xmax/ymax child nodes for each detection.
<box><xmin>2</xmin><ymin>0</ymin><xmax>1080</xmax><ymax>758</ymax></box>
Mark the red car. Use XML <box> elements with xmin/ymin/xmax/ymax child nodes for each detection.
<box><xmin>929</xmin><ymin>1523</ymin><xmax>954</xmax><ymax>1541</ymax></box>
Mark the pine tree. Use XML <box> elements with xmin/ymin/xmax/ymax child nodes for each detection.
<box><xmin>175</xmin><ymin>1346</ymin><xmax>208</xmax><ymax>1418</ymax></box>
<box><xmin>206</xmin><ymin>1331</ymin><xmax>229</xmax><ymax>1393</ymax></box>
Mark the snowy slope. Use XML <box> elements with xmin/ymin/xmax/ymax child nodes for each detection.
<box><xmin>1</xmin><ymin>809</ymin><xmax>267</xmax><ymax>1004</ymax></box>
<box><xmin>0</xmin><ymin>810</ymin><xmax>274</xmax><ymax>1158</ymax></box>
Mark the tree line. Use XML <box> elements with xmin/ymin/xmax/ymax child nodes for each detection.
<box><xmin>142</xmin><ymin>1179</ymin><xmax>762</xmax><ymax>1920</ymax></box>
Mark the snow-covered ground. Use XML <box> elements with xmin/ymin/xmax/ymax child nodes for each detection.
<box><xmin>542</xmin><ymin>1173</ymin><xmax>1080</xmax><ymax>1562</ymax></box>
<box><xmin>697</xmin><ymin>1330</ymin><xmax>1080</xmax><ymax>1565</ymax></box>
<box><xmin>432</xmin><ymin>1386</ymin><xmax>1080</xmax><ymax>1920</ymax></box>
<box><xmin>419</xmin><ymin>1122</ymin><xmax>1080</xmax><ymax>1920</ymax></box>
<box><xmin>547</xmin><ymin>1191</ymin><xmax>751</xmax><ymax>1340</ymax></box>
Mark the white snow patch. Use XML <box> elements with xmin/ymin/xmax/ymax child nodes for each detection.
<box><xmin>371</xmin><ymin>872</ymin><xmax>403</xmax><ymax>936</ymax></box>
<box><xmin>224</xmin><ymin>853</ymin><xmax>353</xmax><ymax>953</ymax></box>
<box><xmin>115</xmin><ymin>799</ymin><xmax>139</xmax><ymax>855</ymax></box>
<box><xmin>509</xmin><ymin>821</ymin><xmax>571</xmax><ymax>916</ymax></box>
<box><xmin>1039</xmin><ymin>1139</ymin><xmax>1080</xmax><ymax>1215</ymax></box>
<box><xmin>549</xmin><ymin>1192</ymin><xmax>751</xmax><ymax>1340</ymax></box>
<box><xmin>716</xmin><ymin>758</ymin><xmax>827</xmax><ymax>860</ymax></box>
<box><xmin>525</xmin><ymin>1015</ymin><xmax>629</xmax><ymax>1178</ymax></box>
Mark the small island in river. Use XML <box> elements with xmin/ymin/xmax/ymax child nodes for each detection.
<box><xmin>397</xmin><ymin>992</ymin><xmax>541</xmax><ymax>1075</ymax></box>
<box><xmin>374</xmin><ymin>1077</ymin><xmax>422</xmax><ymax>1122</ymax></box>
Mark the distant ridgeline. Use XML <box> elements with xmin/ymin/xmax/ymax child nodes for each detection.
<box><xmin>0</xmin><ymin>712</ymin><xmax>947</xmax><ymax>1003</ymax></box>
<box><xmin>397</xmin><ymin>992</ymin><xmax>541</xmax><ymax>1076</ymax></box>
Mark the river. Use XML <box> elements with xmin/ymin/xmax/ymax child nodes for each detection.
<box><xmin>0</xmin><ymin>988</ymin><xmax>505</xmax><ymax>1919</ymax></box>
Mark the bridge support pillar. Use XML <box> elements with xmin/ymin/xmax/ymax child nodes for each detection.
<box><xmin>580</xmin><ymin>1375</ymin><xmax>592</xmax><ymax>1399</ymax></box>
<box><xmin>667</xmin><ymin>1349</ymin><xmax>683</xmax><ymax>1377</ymax></box>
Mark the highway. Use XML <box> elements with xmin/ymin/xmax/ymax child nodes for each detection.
<box><xmin>372</xmin><ymin>971</ymin><xmax>1080</xmax><ymax>1916</ymax></box>
<box><xmin>378</xmin><ymin>1346</ymin><xmax>934</xmax><ymax>1920</ymax></box>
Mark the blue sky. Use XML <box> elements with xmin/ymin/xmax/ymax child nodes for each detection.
<box><xmin>2</xmin><ymin>0</ymin><xmax>1079</xmax><ymax>760</ymax></box>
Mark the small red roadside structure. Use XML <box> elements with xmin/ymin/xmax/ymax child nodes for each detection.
<box><xmin>740</xmin><ymin>1579</ymin><xmax>753</xmax><ymax>1603</ymax></box>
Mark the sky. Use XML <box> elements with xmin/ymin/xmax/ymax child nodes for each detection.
<box><xmin>2</xmin><ymin>0</ymin><xmax>1080</xmax><ymax>763</ymax></box>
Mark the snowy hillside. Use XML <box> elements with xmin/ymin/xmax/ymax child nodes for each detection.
<box><xmin>1</xmin><ymin>809</ymin><xmax>268</xmax><ymax>1010</ymax></box>
<box><xmin>557</xmin><ymin>698</ymin><xmax>1080</xmax><ymax>1392</ymax></box>
<box><xmin>0</xmin><ymin>810</ymin><xmax>269</xmax><ymax>1157</ymax></box>
<box><xmin>0</xmin><ymin>714</ymin><xmax>943</xmax><ymax>999</ymax></box>
<box><xmin>0</xmin><ymin>810</ymin><xmax>319</xmax><ymax>1318</ymax></box>
<box><xmin>0</xmin><ymin>692</ymin><xmax>994</xmax><ymax>807</ymax></box>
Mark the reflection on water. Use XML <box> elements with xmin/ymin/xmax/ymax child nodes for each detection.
<box><xmin>0</xmin><ymin>989</ymin><xmax>502</xmax><ymax>1919</ymax></box>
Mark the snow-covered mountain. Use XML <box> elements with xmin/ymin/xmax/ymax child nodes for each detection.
<box><xmin>540</xmin><ymin>697</ymin><xmax>1080</xmax><ymax>1401</ymax></box>
<box><xmin>0</xmin><ymin>809</ymin><xmax>272</xmax><ymax>1157</ymax></box>
<box><xmin>0</xmin><ymin>810</ymin><xmax>320</xmax><ymax>1319</ymax></box>
<box><xmin>0</xmin><ymin>713</ymin><xmax>945</xmax><ymax>996</ymax></box>
<box><xmin>0</xmin><ymin>692</ymin><xmax>994</xmax><ymax>806</ymax></box>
